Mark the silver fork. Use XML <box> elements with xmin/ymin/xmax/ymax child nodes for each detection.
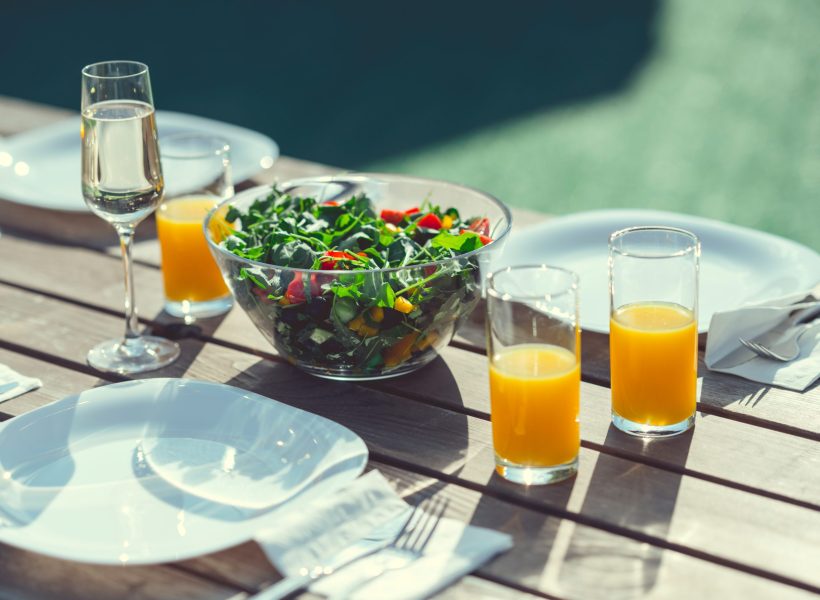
<box><xmin>739</xmin><ymin>303</ymin><xmax>820</xmax><ymax>362</ymax></box>
<box><xmin>327</xmin><ymin>495</ymin><xmax>448</xmax><ymax>600</ymax></box>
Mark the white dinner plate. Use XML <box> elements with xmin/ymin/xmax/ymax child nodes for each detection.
<box><xmin>0</xmin><ymin>378</ymin><xmax>367</xmax><ymax>565</ymax></box>
<box><xmin>493</xmin><ymin>209</ymin><xmax>820</xmax><ymax>333</ymax></box>
<box><xmin>0</xmin><ymin>111</ymin><xmax>279</xmax><ymax>211</ymax></box>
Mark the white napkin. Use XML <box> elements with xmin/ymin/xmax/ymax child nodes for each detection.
<box><xmin>313</xmin><ymin>514</ymin><xmax>513</xmax><ymax>600</ymax></box>
<box><xmin>256</xmin><ymin>471</ymin><xmax>512</xmax><ymax>600</ymax></box>
<box><xmin>0</xmin><ymin>364</ymin><xmax>42</xmax><ymax>403</ymax></box>
<box><xmin>705</xmin><ymin>288</ymin><xmax>820</xmax><ymax>391</ymax></box>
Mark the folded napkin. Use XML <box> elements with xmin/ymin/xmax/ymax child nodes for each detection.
<box><xmin>313</xmin><ymin>513</ymin><xmax>513</xmax><ymax>600</ymax></box>
<box><xmin>705</xmin><ymin>287</ymin><xmax>820</xmax><ymax>391</ymax></box>
<box><xmin>0</xmin><ymin>364</ymin><xmax>42</xmax><ymax>403</ymax></box>
<box><xmin>256</xmin><ymin>471</ymin><xmax>512</xmax><ymax>600</ymax></box>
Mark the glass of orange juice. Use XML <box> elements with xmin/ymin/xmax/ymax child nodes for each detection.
<box><xmin>486</xmin><ymin>265</ymin><xmax>580</xmax><ymax>485</ymax></box>
<box><xmin>609</xmin><ymin>226</ymin><xmax>700</xmax><ymax>437</ymax></box>
<box><xmin>157</xmin><ymin>134</ymin><xmax>234</xmax><ymax>322</ymax></box>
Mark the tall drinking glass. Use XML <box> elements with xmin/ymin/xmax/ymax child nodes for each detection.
<box><xmin>156</xmin><ymin>134</ymin><xmax>234</xmax><ymax>323</ymax></box>
<box><xmin>609</xmin><ymin>226</ymin><xmax>699</xmax><ymax>437</ymax></box>
<box><xmin>486</xmin><ymin>265</ymin><xmax>581</xmax><ymax>485</ymax></box>
<box><xmin>81</xmin><ymin>60</ymin><xmax>180</xmax><ymax>373</ymax></box>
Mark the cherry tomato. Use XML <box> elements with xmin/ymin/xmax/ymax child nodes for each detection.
<box><xmin>417</xmin><ymin>213</ymin><xmax>443</xmax><ymax>230</ymax></box>
<box><xmin>380</xmin><ymin>209</ymin><xmax>405</xmax><ymax>225</ymax></box>
<box><xmin>320</xmin><ymin>250</ymin><xmax>360</xmax><ymax>270</ymax></box>
<box><xmin>468</xmin><ymin>217</ymin><xmax>490</xmax><ymax>236</ymax></box>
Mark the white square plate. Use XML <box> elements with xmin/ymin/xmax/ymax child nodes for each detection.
<box><xmin>0</xmin><ymin>378</ymin><xmax>367</xmax><ymax>565</ymax></box>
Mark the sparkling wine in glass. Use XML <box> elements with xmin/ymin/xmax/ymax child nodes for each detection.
<box><xmin>81</xmin><ymin>60</ymin><xmax>179</xmax><ymax>373</ymax></box>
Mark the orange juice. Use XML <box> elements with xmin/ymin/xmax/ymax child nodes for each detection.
<box><xmin>610</xmin><ymin>302</ymin><xmax>697</xmax><ymax>426</ymax></box>
<box><xmin>156</xmin><ymin>196</ymin><xmax>229</xmax><ymax>302</ymax></box>
<box><xmin>489</xmin><ymin>344</ymin><xmax>580</xmax><ymax>468</ymax></box>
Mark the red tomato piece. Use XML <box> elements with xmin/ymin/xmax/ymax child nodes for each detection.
<box><xmin>380</xmin><ymin>209</ymin><xmax>405</xmax><ymax>225</ymax></box>
<box><xmin>323</xmin><ymin>200</ymin><xmax>339</xmax><ymax>206</ymax></box>
<box><xmin>468</xmin><ymin>217</ymin><xmax>490</xmax><ymax>236</ymax></box>
<box><xmin>417</xmin><ymin>213</ymin><xmax>443</xmax><ymax>230</ymax></box>
<box><xmin>404</xmin><ymin>207</ymin><xmax>420</xmax><ymax>216</ymax></box>
<box><xmin>285</xmin><ymin>274</ymin><xmax>321</xmax><ymax>304</ymax></box>
<box><xmin>320</xmin><ymin>250</ymin><xmax>361</xmax><ymax>270</ymax></box>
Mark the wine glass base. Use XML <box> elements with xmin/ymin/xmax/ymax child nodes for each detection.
<box><xmin>87</xmin><ymin>336</ymin><xmax>180</xmax><ymax>375</ymax></box>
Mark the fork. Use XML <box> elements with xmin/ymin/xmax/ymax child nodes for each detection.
<box><xmin>327</xmin><ymin>495</ymin><xmax>448</xmax><ymax>600</ymax></box>
<box><xmin>739</xmin><ymin>304</ymin><xmax>820</xmax><ymax>362</ymax></box>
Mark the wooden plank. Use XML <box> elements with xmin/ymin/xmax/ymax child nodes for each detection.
<box><xmin>372</xmin><ymin>348</ymin><xmax>820</xmax><ymax>509</ymax></box>
<box><xmin>2</xmin><ymin>233</ymin><xmax>818</xmax><ymax>438</ymax></box>
<box><xmin>191</xmin><ymin>460</ymin><xmax>817</xmax><ymax>600</ymax></box>
<box><xmin>1</xmin><ymin>285</ymin><xmax>819</xmax><ymax>593</ymax></box>
<box><xmin>375</xmin><ymin>462</ymin><xmax>817</xmax><ymax>600</ymax></box>
<box><xmin>0</xmin><ymin>347</ymin><xmax>106</xmax><ymax>419</ymax></box>
<box><xmin>0</xmin><ymin>544</ymin><xmax>244</xmax><ymax>600</ymax></box>
<box><xmin>2</xmin><ymin>234</ymin><xmax>819</xmax><ymax>507</ymax></box>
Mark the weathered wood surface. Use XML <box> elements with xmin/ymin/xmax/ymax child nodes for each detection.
<box><xmin>0</xmin><ymin>96</ymin><xmax>819</xmax><ymax>600</ymax></box>
<box><xmin>2</xmin><ymin>281</ymin><xmax>820</xmax><ymax>596</ymax></box>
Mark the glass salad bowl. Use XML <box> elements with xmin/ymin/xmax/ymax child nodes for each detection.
<box><xmin>204</xmin><ymin>173</ymin><xmax>512</xmax><ymax>380</ymax></box>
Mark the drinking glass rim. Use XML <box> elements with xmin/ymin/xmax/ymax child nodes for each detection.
<box><xmin>609</xmin><ymin>225</ymin><xmax>700</xmax><ymax>259</ymax></box>
<box><xmin>487</xmin><ymin>264</ymin><xmax>579</xmax><ymax>301</ymax></box>
<box><xmin>82</xmin><ymin>60</ymin><xmax>149</xmax><ymax>79</ymax></box>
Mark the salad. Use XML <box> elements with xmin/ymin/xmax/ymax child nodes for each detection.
<box><xmin>218</xmin><ymin>186</ymin><xmax>494</xmax><ymax>376</ymax></box>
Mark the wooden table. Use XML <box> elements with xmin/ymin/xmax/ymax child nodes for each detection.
<box><xmin>1</xmin><ymin>96</ymin><xmax>818</xmax><ymax>600</ymax></box>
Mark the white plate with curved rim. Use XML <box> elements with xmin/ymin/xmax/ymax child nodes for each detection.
<box><xmin>493</xmin><ymin>209</ymin><xmax>820</xmax><ymax>333</ymax></box>
<box><xmin>0</xmin><ymin>378</ymin><xmax>367</xmax><ymax>565</ymax></box>
<box><xmin>0</xmin><ymin>111</ymin><xmax>279</xmax><ymax>212</ymax></box>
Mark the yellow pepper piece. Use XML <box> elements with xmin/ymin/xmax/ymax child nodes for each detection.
<box><xmin>385</xmin><ymin>332</ymin><xmax>419</xmax><ymax>367</ymax></box>
<box><xmin>369</xmin><ymin>306</ymin><xmax>384</xmax><ymax>323</ymax></box>
<box><xmin>348</xmin><ymin>314</ymin><xmax>365</xmax><ymax>332</ymax></box>
<box><xmin>358</xmin><ymin>324</ymin><xmax>379</xmax><ymax>337</ymax></box>
<box><xmin>348</xmin><ymin>314</ymin><xmax>378</xmax><ymax>337</ymax></box>
<box><xmin>394</xmin><ymin>296</ymin><xmax>415</xmax><ymax>314</ymax></box>
<box><xmin>441</xmin><ymin>214</ymin><xmax>454</xmax><ymax>229</ymax></box>
<box><xmin>208</xmin><ymin>206</ymin><xmax>234</xmax><ymax>243</ymax></box>
<box><xmin>385</xmin><ymin>223</ymin><xmax>400</xmax><ymax>234</ymax></box>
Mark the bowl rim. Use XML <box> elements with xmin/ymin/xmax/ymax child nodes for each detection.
<box><xmin>203</xmin><ymin>172</ymin><xmax>513</xmax><ymax>275</ymax></box>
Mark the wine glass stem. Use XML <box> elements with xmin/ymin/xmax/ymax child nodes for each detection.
<box><xmin>116</xmin><ymin>225</ymin><xmax>141</xmax><ymax>342</ymax></box>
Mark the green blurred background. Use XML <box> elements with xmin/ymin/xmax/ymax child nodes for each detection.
<box><xmin>3</xmin><ymin>0</ymin><xmax>818</xmax><ymax>249</ymax></box>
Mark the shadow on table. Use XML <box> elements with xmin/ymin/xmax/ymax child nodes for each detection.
<box><xmin>222</xmin><ymin>355</ymin><xmax>471</xmax><ymax>476</ymax></box>
<box><xmin>466</xmin><ymin>463</ymin><xmax>577</xmax><ymax>586</ymax></box>
<box><xmin>699</xmin><ymin>370</ymin><xmax>775</xmax><ymax>412</ymax></box>
<box><xmin>125</xmin><ymin>309</ymin><xmax>234</xmax><ymax>380</ymax></box>
<box><xmin>557</xmin><ymin>426</ymin><xmax>693</xmax><ymax>599</ymax></box>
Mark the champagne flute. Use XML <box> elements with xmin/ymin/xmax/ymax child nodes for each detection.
<box><xmin>81</xmin><ymin>60</ymin><xmax>180</xmax><ymax>373</ymax></box>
